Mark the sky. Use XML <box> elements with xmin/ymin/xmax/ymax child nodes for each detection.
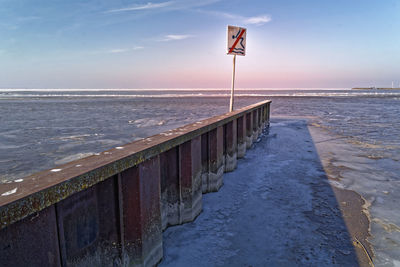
<box><xmin>0</xmin><ymin>0</ymin><xmax>399</xmax><ymax>89</ymax></box>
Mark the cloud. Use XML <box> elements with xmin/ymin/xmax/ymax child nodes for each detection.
<box><xmin>105</xmin><ymin>0</ymin><xmax>221</xmax><ymax>14</ymax></box>
<box><xmin>109</xmin><ymin>46</ymin><xmax>144</xmax><ymax>53</ymax></box>
<box><xmin>109</xmin><ymin>48</ymin><xmax>129</xmax><ymax>53</ymax></box>
<box><xmin>106</xmin><ymin>1</ymin><xmax>174</xmax><ymax>13</ymax></box>
<box><xmin>16</xmin><ymin>16</ymin><xmax>41</xmax><ymax>22</ymax></box>
<box><xmin>132</xmin><ymin>46</ymin><xmax>145</xmax><ymax>50</ymax></box>
<box><xmin>243</xmin><ymin>15</ymin><xmax>272</xmax><ymax>25</ymax></box>
<box><xmin>198</xmin><ymin>10</ymin><xmax>272</xmax><ymax>26</ymax></box>
<box><xmin>161</xmin><ymin>34</ymin><xmax>194</xmax><ymax>41</ymax></box>
<box><xmin>92</xmin><ymin>46</ymin><xmax>144</xmax><ymax>54</ymax></box>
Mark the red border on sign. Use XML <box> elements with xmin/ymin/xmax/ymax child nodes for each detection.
<box><xmin>228</xmin><ymin>28</ymin><xmax>246</xmax><ymax>54</ymax></box>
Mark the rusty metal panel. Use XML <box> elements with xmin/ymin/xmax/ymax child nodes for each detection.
<box><xmin>223</xmin><ymin>124</ymin><xmax>227</xmax><ymax>156</ymax></box>
<box><xmin>237</xmin><ymin>116</ymin><xmax>245</xmax><ymax>144</ymax></box>
<box><xmin>200</xmin><ymin>133</ymin><xmax>210</xmax><ymax>193</ymax></box>
<box><xmin>0</xmin><ymin>205</ymin><xmax>60</xmax><ymax>267</ymax></box>
<box><xmin>160</xmin><ymin>148</ymin><xmax>180</xmax><ymax>229</ymax></box>
<box><xmin>180</xmin><ymin>140</ymin><xmax>193</xmax><ymax>190</ymax></box>
<box><xmin>56</xmin><ymin>176</ymin><xmax>120</xmax><ymax>266</ymax></box>
<box><xmin>261</xmin><ymin>106</ymin><xmax>266</xmax><ymax>123</ymax></box>
<box><xmin>191</xmin><ymin>136</ymin><xmax>202</xmax><ymax>176</ymax></box>
<box><xmin>246</xmin><ymin>112</ymin><xmax>252</xmax><ymax>137</ymax></box>
<box><xmin>179</xmin><ymin>136</ymin><xmax>202</xmax><ymax>223</ymax></box>
<box><xmin>209</xmin><ymin>129</ymin><xmax>218</xmax><ymax>171</ymax></box>
<box><xmin>208</xmin><ymin>126</ymin><xmax>224</xmax><ymax>192</ymax></box>
<box><xmin>252</xmin><ymin>110</ymin><xmax>258</xmax><ymax>131</ymax></box>
<box><xmin>224</xmin><ymin>119</ymin><xmax>238</xmax><ymax>172</ymax></box>
<box><xmin>201</xmin><ymin>133</ymin><xmax>209</xmax><ymax>173</ymax></box>
<box><xmin>225</xmin><ymin>120</ymin><xmax>237</xmax><ymax>156</ymax></box>
<box><xmin>120</xmin><ymin>157</ymin><xmax>163</xmax><ymax>266</ymax></box>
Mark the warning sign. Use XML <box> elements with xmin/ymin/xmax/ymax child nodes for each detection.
<box><xmin>227</xmin><ymin>25</ymin><xmax>246</xmax><ymax>56</ymax></box>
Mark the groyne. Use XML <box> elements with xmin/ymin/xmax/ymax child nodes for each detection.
<box><xmin>0</xmin><ymin>100</ymin><xmax>271</xmax><ymax>266</ymax></box>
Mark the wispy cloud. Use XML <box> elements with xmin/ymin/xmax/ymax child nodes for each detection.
<box><xmin>198</xmin><ymin>10</ymin><xmax>272</xmax><ymax>26</ymax></box>
<box><xmin>161</xmin><ymin>34</ymin><xmax>194</xmax><ymax>41</ymax></box>
<box><xmin>91</xmin><ymin>46</ymin><xmax>144</xmax><ymax>54</ymax></box>
<box><xmin>105</xmin><ymin>0</ymin><xmax>221</xmax><ymax>14</ymax></box>
<box><xmin>109</xmin><ymin>46</ymin><xmax>144</xmax><ymax>53</ymax></box>
<box><xmin>109</xmin><ymin>48</ymin><xmax>129</xmax><ymax>53</ymax></box>
<box><xmin>243</xmin><ymin>15</ymin><xmax>271</xmax><ymax>26</ymax></box>
<box><xmin>0</xmin><ymin>22</ymin><xmax>18</xmax><ymax>31</ymax></box>
<box><xmin>16</xmin><ymin>16</ymin><xmax>41</xmax><ymax>22</ymax></box>
<box><xmin>106</xmin><ymin>1</ymin><xmax>174</xmax><ymax>13</ymax></box>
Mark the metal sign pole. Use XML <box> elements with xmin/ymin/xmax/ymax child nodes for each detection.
<box><xmin>227</xmin><ymin>25</ymin><xmax>246</xmax><ymax>112</ymax></box>
<box><xmin>229</xmin><ymin>55</ymin><xmax>236</xmax><ymax>112</ymax></box>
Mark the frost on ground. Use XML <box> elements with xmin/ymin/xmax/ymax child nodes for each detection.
<box><xmin>160</xmin><ymin>118</ymin><xmax>372</xmax><ymax>267</ymax></box>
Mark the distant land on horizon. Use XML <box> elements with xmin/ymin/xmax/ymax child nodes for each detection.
<box><xmin>352</xmin><ymin>87</ymin><xmax>400</xmax><ymax>90</ymax></box>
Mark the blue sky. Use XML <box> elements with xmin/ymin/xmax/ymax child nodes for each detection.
<box><xmin>0</xmin><ymin>0</ymin><xmax>399</xmax><ymax>88</ymax></box>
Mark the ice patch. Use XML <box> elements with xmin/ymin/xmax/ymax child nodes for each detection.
<box><xmin>51</xmin><ymin>169</ymin><xmax>62</xmax><ymax>172</ymax></box>
<box><xmin>14</xmin><ymin>179</ymin><xmax>23</xmax><ymax>183</ymax></box>
<box><xmin>129</xmin><ymin>118</ymin><xmax>166</xmax><ymax>127</ymax></box>
<box><xmin>328</xmin><ymin>180</ymin><xmax>345</xmax><ymax>189</ymax></box>
<box><xmin>55</xmin><ymin>134</ymin><xmax>102</xmax><ymax>141</ymax></box>
<box><xmin>55</xmin><ymin>152</ymin><xmax>95</xmax><ymax>165</ymax></box>
<box><xmin>1</xmin><ymin>188</ymin><xmax>17</xmax><ymax>196</ymax></box>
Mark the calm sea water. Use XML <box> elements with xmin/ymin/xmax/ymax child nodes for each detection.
<box><xmin>1</xmin><ymin>88</ymin><xmax>400</xmax><ymax>265</ymax></box>
<box><xmin>1</xmin><ymin>88</ymin><xmax>399</xmax><ymax>181</ymax></box>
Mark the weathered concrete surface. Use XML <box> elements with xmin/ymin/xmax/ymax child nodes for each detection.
<box><xmin>160</xmin><ymin>118</ymin><xmax>372</xmax><ymax>267</ymax></box>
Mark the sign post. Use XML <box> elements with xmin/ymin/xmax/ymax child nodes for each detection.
<box><xmin>227</xmin><ymin>25</ymin><xmax>246</xmax><ymax>112</ymax></box>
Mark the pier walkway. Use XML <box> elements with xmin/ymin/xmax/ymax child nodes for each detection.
<box><xmin>160</xmin><ymin>118</ymin><xmax>372</xmax><ymax>267</ymax></box>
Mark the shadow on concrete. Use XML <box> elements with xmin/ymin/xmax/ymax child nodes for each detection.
<box><xmin>160</xmin><ymin>118</ymin><xmax>370</xmax><ymax>266</ymax></box>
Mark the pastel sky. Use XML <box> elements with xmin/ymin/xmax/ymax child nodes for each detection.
<box><xmin>0</xmin><ymin>0</ymin><xmax>399</xmax><ymax>89</ymax></box>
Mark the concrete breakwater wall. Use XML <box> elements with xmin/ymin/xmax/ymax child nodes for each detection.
<box><xmin>0</xmin><ymin>100</ymin><xmax>271</xmax><ymax>267</ymax></box>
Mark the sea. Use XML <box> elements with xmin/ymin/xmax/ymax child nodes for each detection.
<box><xmin>1</xmin><ymin>88</ymin><xmax>400</xmax><ymax>265</ymax></box>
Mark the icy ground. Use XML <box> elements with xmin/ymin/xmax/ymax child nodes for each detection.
<box><xmin>160</xmin><ymin>118</ymin><xmax>363</xmax><ymax>267</ymax></box>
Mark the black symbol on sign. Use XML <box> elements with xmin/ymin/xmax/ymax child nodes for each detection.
<box><xmin>230</xmin><ymin>29</ymin><xmax>245</xmax><ymax>55</ymax></box>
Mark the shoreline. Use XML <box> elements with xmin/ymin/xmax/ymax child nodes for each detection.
<box><xmin>308</xmin><ymin>122</ymin><xmax>378</xmax><ymax>266</ymax></box>
<box><xmin>308</xmin><ymin>122</ymin><xmax>374</xmax><ymax>265</ymax></box>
